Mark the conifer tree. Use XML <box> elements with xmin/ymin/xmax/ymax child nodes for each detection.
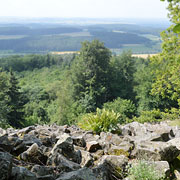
<box><xmin>6</xmin><ymin>70</ymin><xmax>25</xmax><ymax>128</ymax></box>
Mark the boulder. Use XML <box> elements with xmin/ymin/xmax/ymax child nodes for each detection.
<box><xmin>0</xmin><ymin>127</ymin><xmax>6</xmax><ymax>136</ymax></box>
<box><xmin>23</xmin><ymin>134</ymin><xmax>42</xmax><ymax>147</ymax></box>
<box><xmin>86</xmin><ymin>141</ymin><xmax>101</xmax><ymax>152</ymax></box>
<box><xmin>47</xmin><ymin>153</ymin><xmax>81</xmax><ymax>171</ymax></box>
<box><xmin>11</xmin><ymin>167</ymin><xmax>37</xmax><ymax>180</ymax></box>
<box><xmin>56</xmin><ymin>168</ymin><xmax>98</xmax><ymax>180</ymax></box>
<box><xmin>51</xmin><ymin>134</ymin><xmax>81</xmax><ymax>163</ymax></box>
<box><xmin>37</xmin><ymin>175</ymin><xmax>55</xmax><ymax>180</ymax></box>
<box><xmin>0</xmin><ymin>151</ymin><xmax>13</xmax><ymax>180</ymax></box>
<box><xmin>80</xmin><ymin>150</ymin><xmax>94</xmax><ymax>167</ymax></box>
<box><xmin>168</xmin><ymin>137</ymin><xmax>180</xmax><ymax>150</ymax></box>
<box><xmin>72</xmin><ymin>136</ymin><xmax>86</xmax><ymax>147</ymax></box>
<box><xmin>96</xmin><ymin>155</ymin><xmax>128</xmax><ymax>179</ymax></box>
<box><xmin>31</xmin><ymin>165</ymin><xmax>55</xmax><ymax>177</ymax></box>
<box><xmin>131</xmin><ymin>141</ymin><xmax>180</xmax><ymax>162</ymax></box>
<box><xmin>20</xmin><ymin>143</ymin><xmax>47</xmax><ymax>165</ymax></box>
<box><xmin>17</xmin><ymin>126</ymin><xmax>35</xmax><ymax>137</ymax></box>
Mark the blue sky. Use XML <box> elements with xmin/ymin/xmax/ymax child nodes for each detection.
<box><xmin>0</xmin><ymin>0</ymin><xmax>168</xmax><ymax>19</ymax></box>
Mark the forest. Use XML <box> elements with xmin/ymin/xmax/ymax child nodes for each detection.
<box><xmin>0</xmin><ymin>22</ymin><xmax>164</xmax><ymax>56</ymax></box>
<box><xmin>0</xmin><ymin>0</ymin><xmax>180</xmax><ymax>133</ymax></box>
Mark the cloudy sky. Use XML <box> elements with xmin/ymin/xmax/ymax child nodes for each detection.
<box><xmin>0</xmin><ymin>0</ymin><xmax>168</xmax><ymax>19</ymax></box>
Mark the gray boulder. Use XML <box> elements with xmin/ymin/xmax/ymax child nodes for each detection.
<box><xmin>0</xmin><ymin>151</ymin><xmax>13</xmax><ymax>180</ymax></box>
<box><xmin>132</xmin><ymin>140</ymin><xmax>180</xmax><ymax>162</ymax></box>
<box><xmin>96</xmin><ymin>155</ymin><xmax>128</xmax><ymax>179</ymax></box>
<box><xmin>20</xmin><ymin>143</ymin><xmax>47</xmax><ymax>165</ymax></box>
<box><xmin>47</xmin><ymin>153</ymin><xmax>81</xmax><ymax>171</ymax></box>
<box><xmin>11</xmin><ymin>167</ymin><xmax>37</xmax><ymax>180</ymax></box>
<box><xmin>56</xmin><ymin>168</ymin><xmax>98</xmax><ymax>180</ymax></box>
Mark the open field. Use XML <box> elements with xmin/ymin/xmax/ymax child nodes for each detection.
<box><xmin>51</xmin><ymin>51</ymin><xmax>79</xmax><ymax>55</ymax></box>
<box><xmin>132</xmin><ymin>54</ymin><xmax>157</xmax><ymax>58</ymax></box>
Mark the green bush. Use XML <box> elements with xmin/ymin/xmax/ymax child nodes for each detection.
<box><xmin>78</xmin><ymin>108</ymin><xmax>121</xmax><ymax>134</ymax></box>
<box><xmin>103</xmin><ymin>97</ymin><xmax>136</xmax><ymax>124</ymax></box>
<box><xmin>128</xmin><ymin>160</ymin><xmax>166</xmax><ymax>180</ymax></box>
<box><xmin>132</xmin><ymin>109</ymin><xmax>163</xmax><ymax>123</ymax></box>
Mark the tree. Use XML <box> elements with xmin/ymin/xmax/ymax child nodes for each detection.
<box><xmin>109</xmin><ymin>51</ymin><xmax>135</xmax><ymax>101</ymax></box>
<box><xmin>161</xmin><ymin>0</ymin><xmax>180</xmax><ymax>33</ymax></box>
<box><xmin>71</xmin><ymin>40</ymin><xmax>112</xmax><ymax>111</ymax></box>
<box><xmin>6</xmin><ymin>71</ymin><xmax>25</xmax><ymax>128</ymax></box>
<box><xmin>0</xmin><ymin>70</ymin><xmax>9</xmax><ymax>128</ymax></box>
<box><xmin>149</xmin><ymin>0</ymin><xmax>180</xmax><ymax>112</ymax></box>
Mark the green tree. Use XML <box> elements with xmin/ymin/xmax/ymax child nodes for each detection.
<box><xmin>109</xmin><ymin>51</ymin><xmax>135</xmax><ymax>101</ymax></box>
<box><xmin>71</xmin><ymin>40</ymin><xmax>112</xmax><ymax>111</ymax></box>
<box><xmin>0</xmin><ymin>70</ymin><xmax>9</xmax><ymax>128</ymax></box>
<box><xmin>6</xmin><ymin>71</ymin><xmax>25</xmax><ymax>128</ymax></box>
<box><xmin>149</xmin><ymin>0</ymin><xmax>180</xmax><ymax>113</ymax></box>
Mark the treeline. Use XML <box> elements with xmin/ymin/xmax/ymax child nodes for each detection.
<box><xmin>0</xmin><ymin>54</ymin><xmax>75</xmax><ymax>72</ymax></box>
<box><xmin>0</xmin><ymin>26</ymin><xmax>81</xmax><ymax>36</ymax></box>
<box><xmin>0</xmin><ymin>32</ymin><xmax>151</xmax><ymax>53</ymax></box>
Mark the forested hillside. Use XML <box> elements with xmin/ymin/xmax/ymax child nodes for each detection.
<box><xmin>0</xmin><ymin>23</ymin><xmax>164</xmax><ymax>56</ymax></box>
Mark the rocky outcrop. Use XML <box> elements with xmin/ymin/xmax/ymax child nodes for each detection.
<box><xmin>0</xmin><ymin>122</ymin><xmax>180</xmax><ymax>179</ymax></box>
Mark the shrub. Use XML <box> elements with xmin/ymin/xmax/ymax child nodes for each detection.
<box><xmin>128</xmin><ymin>160</ymin><xmax>166</xmax><ymax>180</ymax></box>
<box><xmin>103</xmin><ymin>97</ymin><xmax>136</xmax><ymax>124</ymax></box>
<box><xmin>78</xmin><ymin>108</ymin><xmax>121</xmax><ymax>133</ymax></box>
<box><xmin>132</xmin><ymin>109</ymin><xmax>162</xmax><ymax>123</ymax></box>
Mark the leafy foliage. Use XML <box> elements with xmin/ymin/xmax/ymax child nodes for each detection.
<box><xmin>109</xmin><ymin>51</ymin><xmax>136</xmax><ymax>101</ymax></box>
<box><xmin>133</xmin><ymin>109</ymin><xmax>163</xmax><ymax>123</ymax></box>
<box><xmin>78</xmin><ymin>108</ymin><xmax>121</xmax><ymax>133</ymax></box>
<box><xmin>128</xmin><ymin>160</ymin><xmax>166</xmax><ymax>180</ymax></box>
<box><xmin>103</xmin><ymin>97</ymin><xmax>136</xmax><ymax>124</ymax></box>
<box><xmin>71</xmin><ymin>40</ymin><xmax>111</xmax><ymax>110</ymax></box>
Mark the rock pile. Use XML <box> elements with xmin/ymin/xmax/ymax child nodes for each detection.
<box><xmin>1</xmin><ymin>121</ymin><xmax>180</xmax><ymax>180</ymax></box>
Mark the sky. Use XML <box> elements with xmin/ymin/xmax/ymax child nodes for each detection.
<box><xmin>0</xmin><ymin>0</ymin><xmax>169</xmax><ymax>19</ymax></box>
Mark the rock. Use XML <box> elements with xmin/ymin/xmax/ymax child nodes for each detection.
<box><xmin>37</xmin><ymin>175</ymin><xmax>55</xmax><ymax>180</ymax></box>
<box><xmin>56</xmin><ymin>168</ymin><xmax>98</xmax><ymax>180</ymax></box>
<box><xmin>0</xmin><ymin>127</ymin><xmax>6</xmax><ymax>136</ymax></box>
<box><xmin>51</xmin><ymin>134</ymin><xmax>81</xmax><ymax>163</ymax></box>
<box><xmin>168</xmin><ymin>137</ymin><xmax>180</xmax><ymax>150</ymax></box>
<box><xmin>17</xmin><ymin>126</ymin><xmax>35</xmax><ymax>137</ymax></box>
<box><xmin>11</xmin><ymin>167</ymin><xmax>37</xmax><ymax>180</ymax></box>
<box><xmin>100</xmin><ymin>132</ymin><xmax>123</xmax><ymax>146</ymax></box>
<box><xmin>86</xmin><ymin>141</ymin><xmax>101</xmax><ymax>152</ymax></box>
<box><xmin>107</xmin><ymin>145</ymin><xmax>130</xmax><ymax>157</ymax></box>
<box><xmin>20</xmin><ymin>143</ymin><xmax>47</xmax><ymax>165</ymax></box>
<box><xmin>80</xmin><ymin>150</ymin><xmax>94</xmax><ymax>167</ymax></box>
<box><xmin>131</xmin><ymin>141</ymin><xmax>180</xmax><ymax>162</ymax></box>
<box><xmin>153</xmin><ymin>161</ymin><xmax>170</xmax><ymax>177</ymax></box>
<box><xmin>0</xmin><ymin>151</ymin><xmax>13</xmax><ymax>180</ymax></box>
<box><xmin>47</xmin><ymin>153</ymin><xmax>81</xmax><ymax>171</ymax></box>
<box><xmin>35</xmin><ymin>128</ymin><xmax>54</xmax><ymax>147</ymax></box>
<box><xmin>92</xmin><ymin>149</ymin><xmax>104</xmax><ymax>161</ymax></box>
<box><xmin>72</xmin><ymin>136</ymin><xmax>86</xmax><ymax>147</ymax></box>
<box><xmin>0</xmin><ymin>135</ymin><xmax>14</xmax><ymax>152</ymax></box>
<box><xmin>51</xmin><ymin>134</ymin><xmax>73</xmax><ymax>154</ymax></box>
<box><xmin>83</xmin><ymin>132</ymin><xmax>100</xmax><ymax>143</ymax></box>
<box><xmin>23</xmin><ymin>134</ymin><xmax>42</xmax><ymax>147</ymax></box>
<box><xmin>122</xmin><ymin>122</ymin><xmax>148</xmax><ymax>137</ymax></box>
<box><xmin>174</xmin><ymin>170</ymin><xmax>180</xmax><ymax>180</ymax></box>
<box><xmin>96</xmin><ymin>155</ymin><xmax>128</xmax><ymax>179</ymax></box>
<box><xmin>31</xmin><ymin>165</ymin><xmax>54</xmax><ymax>177</ymax></box>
